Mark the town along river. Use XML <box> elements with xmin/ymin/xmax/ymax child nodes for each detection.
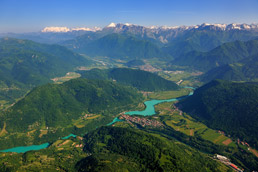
<box><xmin>0</xmin><ymin>89</ymin><xmax>194</xmax><ymax>153</ymax></box>
<box><xmin>125</xmin><ymin>91</ymin><xmax>193</xmax><ymax>116</ymax></box>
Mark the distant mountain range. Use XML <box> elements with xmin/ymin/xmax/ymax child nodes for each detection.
<box><xmin>1</xmin><ymin>23</ymin><xmax>258</xmax><ymax>82</ymax></box>
<box><xmin>43</xmin><ymin>22</ymin><xmax>258</xmax><ymax>33</ymax></box>
<box><xmin>102</xmin><ymin>23</ymin><xmax>258</xmax><ymax>44</ymax></box>
<box><xmin>172</xmin><ymin>39</ymin><xmax>258</xmax><ymax>71</ymax></box>
<box><xmin>201</xmin><ymin>53</ymin><xmax>258</xmax><ymax>82</ymax></box>
<box><xmin>57</xmin><ymin>23</ymin><xmax>258</xmax><ymax>60</ymax></box>
<box><xmin>2</xmin><ymin>22</ymin><xmax>258</xmax><ymax>47</ymax></box>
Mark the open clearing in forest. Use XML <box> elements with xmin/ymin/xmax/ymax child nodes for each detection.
<box><xmin>222</xmin><ymin>139</ymin><xmax>232</xmax><ymax>146</ymax></box>
<box><xmin>87</xmin><ymin>115</ymin><xmax>101</xmax><ymax>120</ymax></box>
<box><xmin>27</xmin><ymin>129</ymin><xmax>37</xmax><ymax>137</ymax></box>
<box><xmin>155</xmin><ymin>100</ymin><xmax>236</xmax><ymax>147</ymax></box>
<box><xmin>250</xmin><ymin>148</ymin><xmax>258</xmax><ymax>157</ymax></box>
<box><xmin>39</xmin><ymin>130</ymin><xmax>48</xmax><ymax>137</ymax></box>
<box><xmin>73</xmin><ymin>114</ymin><xmax>103</xmax><ymax>128</ymax></box>
<box><xmin>190</xmin><ymin>129</ymin><xmax>194</xmax><ymax>136</ymax></box>
<box><xmin>52</xmin><ymin>72</ymin><xmax>81</xmax><ymax>84</ymax></box>
<box><xmin>0</xmin><ymin>122</ymin><xmax>7</xmax><ymax>137</ymax></box>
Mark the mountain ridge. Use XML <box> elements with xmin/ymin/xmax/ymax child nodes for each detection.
<box><xmin>0</xmin><ymin>78</ymin><xmax>143</xmax><ymax>149</ymax></box>
<box><xmin>172</xmin><ymin>39</ymin><xmax>258</xmax><ymax>71</ymax></box>
<box><xmin>2</xmin><ymin>22</ymin><xmax>258</xmax><ymax>45</ymax></box>
<box><xmin>41</xmin><ymin>22</ymin><xmax>258</xmax><ymax>33</ymax></box>
<box><xmin>201</xmin><ymin>53</ymin><xmax>258</xmax><ymax>82</ymax></box>
<box><xmin>80</xmin><ymin>68</ymin><xmax>179</xmax><ymax>91</ymax></box>
<box><xmin>0</xmin><ymin>37</ymin><xmax>92</xmax><ymax>103</ymax></box>
<box><xmin>64</xmin><ymin>33</ymin><xmax>167</xmax><ymax>59</ymax></box>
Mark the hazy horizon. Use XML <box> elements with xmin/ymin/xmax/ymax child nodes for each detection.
<box><xmin>1</xmin><ymin>0</ymin><xmax>258</xmax><ymax>33</ymax></box>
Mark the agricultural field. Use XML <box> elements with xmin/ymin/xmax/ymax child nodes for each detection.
<box><xmin>86</xmin><ymin>55</ymin><xmax>126</xmax><ymax>68</ymax></box>
<box><xmin>197</xmin><ymin>128</ymin><xmax>233</xmax><ymax>145</ymax></box>
<box><xmin>72</xmin><ymin>113</ymin><xmax>103</xmax><ymax>128</ymax></box>
<box><xmin>249</xmin><ymin>148</ymin><xmax>258</xmax><ymax>158</ymax></box>
<box><xmin>51</xmin><ymin>72</ymin><xmax>81</xmax><ymax>84</ymax></box>
<box><xmin>157</xmin><ymin>70</ymin><xmax>203</xmax><ymax>87</ymax></box>
<box><xmin>0</xmin><ymin>100</ymin><xmax>10</xmax><ymax>110</ymax></box>
<box><xmin>155</xmin><ymin>101</ymin><xmax>236</xmax><ymax>147</ymax></box>
<box><xmin>0</xmin><ymin>122</ymin><xmax>7</xmax><ymax>137</ymax></box>
<box><xmin>0</xmin><ymin>136</ymin><xmax>86</xmax><ymax>171</ymax></box>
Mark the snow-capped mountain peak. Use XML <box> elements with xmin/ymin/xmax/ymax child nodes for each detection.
<box><xmin>41</xmin><ymin>23</ymin><xmax>258</xmax><ymax>33</ymax></box>
<box><xmin>71</xmin><ymin>27</ymin><xmax>101</xmax><ymax>31</ymax></box>
<box><xmin>125</xmin><ymin>23</ymin><xmax>133</xmax><ymax>26</ymax></box>
<box><xmin>107</xmin><ymin>22</ymin><xmax>117</xmax><ymax>28</ymax></box>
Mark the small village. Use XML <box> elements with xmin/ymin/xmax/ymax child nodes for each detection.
<box><xmin>214</xmin><ymin>154</ymin><xmax>243</xmax><ymax>172</ymax></box>
<box><xmin>218</xmin><ymin>130</ymin><xmax>251</xmax><ymax>147</ymax></box>
<box><xmin>173</xmin><ymin>104</ymin><xmax>183</xmax><ymax>115</ymax></box>
<box><xmin>80</xmin><ymin>113</ymin><xmax>96</xmax><ymax>120</ymax></box>
<box><xmin>119</xmin><ymin>114</ymin><xmax>164</xmax><ymax>128</ymax></box>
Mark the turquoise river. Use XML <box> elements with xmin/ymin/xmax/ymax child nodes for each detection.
<box><xmin>0</xmin><ymin>89</ymin><xmax>194</xmax><ymax>153</ymax></box>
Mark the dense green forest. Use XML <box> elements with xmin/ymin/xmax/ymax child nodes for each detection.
<box><xmin>0</xmin><ymin>126</ymin><xmax>232</xmax><ymax>172</ymax></box>
<box><xmin>148</xmin><ymin>127</ymin><xmax>258</xmax><ymax>171</ymax></box>
<box><xmin>178</xmin><ymin>80</ymin><xmax>258</xmax><ymax>148</ymax></box>
<box><xmin>172</xmin><ymin>39</ymin><xmax>258</xmax><ymax>71</ymax></box>
<box><xmin>201</xmin><ymin>53</ymin><xmax>258</xmax><ymax>82</ymax></box>
<box><xmin>80</xmin><ymin>126</ymin><xmax>229</xmax><ymax>172</ymax></box>
<box><xmin>0</xmin><ymin>37</ymin><xmax>92</xmax><ymax>103</ymax></box>
<box><xmin>81</xmin><ymin>68</ymin><xmax>179</xmax><ymax>91</ymax></box>
<box><xmin>0</xmin><ymin>78</ymin><xmax>143</xmax><ymax>149</ymax></box>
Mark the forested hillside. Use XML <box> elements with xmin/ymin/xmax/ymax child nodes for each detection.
<box><xmin>178</xmin><ymin>80</ymin><xmax>258</xmax><ymax>148</ymax></box>
<box><xmin>81</xmin><ymin>68</ymin><xmax>179</xmax><ymax>91</ymax></box>
<box><xmin>64</xmin><ymin>33</ymin><xmax>167</xmax><ymax>59</ymax></box>
<box><xmin>0</xmin><ymin>126</ymin><xmax>232</xmax><ymax>171</ymax></box>
<box><xmin>163</xmin><ymin>29</ymin><xmax>258</xmax><ymax>58</ymax></box>
<box><xmin>0</xmin><ymin>38</ymin><xmax>92</xmax><ymax>103</ymax></box>
<box><xmin>0</xmin><ymin>78</ymin><xmax>143</xmax><ymax>149</ymax></box>
<box><xmin>80</xmin><ymin>126</ymin><xmax>229</xmax><ymax>172</ymax></box>
<box><xmin>172</xmin><ymin>39</ymin><xmax>258</xmax><ymax>71</ymax></box>
<box><xmin>201</xmin><ymin>53</ymin><xmax>258</xmax><ymax>82</ymax></box>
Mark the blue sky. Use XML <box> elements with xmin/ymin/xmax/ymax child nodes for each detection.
<box><xmin>1</xmin><ymin>0</ymin><xmax>258</xmax><ymax>33</ymax></box>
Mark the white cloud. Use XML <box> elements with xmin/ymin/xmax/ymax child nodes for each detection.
<box><xmin>41</xmin><ymin>27</ymin><xmax>70</xmax><ymax>32</ymax></box>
